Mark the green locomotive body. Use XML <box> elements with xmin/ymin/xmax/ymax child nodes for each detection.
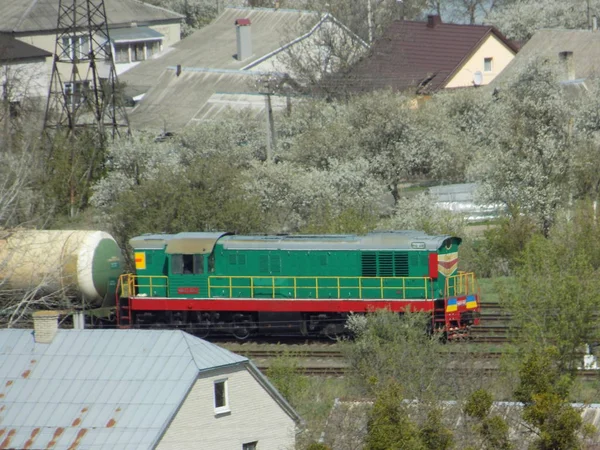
<box><xmin>119</xmin><ymin>231</ymin><xmax>479</xmax><ymax>339</ymax></box>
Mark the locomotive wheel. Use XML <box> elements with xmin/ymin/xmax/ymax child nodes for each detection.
<box><xmin>324</xmin><ymin>324</ymin><xmax>339</xmax><ymax>341</ymax></box>
<box><xmin>233</xmin><ymin>325</ymin><xmax>250</xmax><ymax>340</ymax></box>
<box><xmin>195</xmin><ymin>320</ymin><xmax>211</xmax><ymax>339</ymax></box>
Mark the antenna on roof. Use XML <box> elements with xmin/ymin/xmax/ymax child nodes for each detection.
<box><xmin>473</xmin><ymin>71</ymin><xmax>483</xmax><ymax>87</ymax></box>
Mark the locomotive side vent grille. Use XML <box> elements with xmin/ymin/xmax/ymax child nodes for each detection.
<box><xmin>379</xmin><ymin>252</ymin><xmax>394</xmax><ymax>277</ymax></box>
<box><xmin>270</xmin><ymin>254</ymin><xmax>281</xmax><ymax>274</ymax></box>
<box><xmin>238</xmin><ymin>254</ymin><xmax>246</xmax><ymax>265</ymax></box>
<box><xmin>361</xmin><ymin>253</ymin><xmax>377</xmax><ymax>277</ymax></box>
<box><xmin>394</xmin><ymin>253</ymin><xmax>409</xmax><ymax>276</ymax></box>
<box><xmin>146</xmin><ymin>253</ymin><xmax>153</xmax><ymax>265</ymax></box>
<box><xmin>320</xmin><ymin>254</ymin><xmax>328</xmax><ymax>266</ymax></box>
<box><xmin>259</xmin><ymin>255</ymin><xmax>269</xmax><ymax>273</ymax></box>
<box><xmin>229</xmin><ymin>254</ymin><xmax>237</xmax><ymax>265</ymax></box>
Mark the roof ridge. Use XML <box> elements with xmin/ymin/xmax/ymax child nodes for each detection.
<box><xmin>130</xmin><ymin>0</ymin><xmax>185</xmax><ymax>19</ymax></box>
<box><xmin>14</xmin><ymin>0</ymin><xmax>40</xmax><ymax>32</ymax></box>
<box><xmin>180</xmin><ymin>331</ymin><xmax>248</xmax><ymax>372</ymax></box>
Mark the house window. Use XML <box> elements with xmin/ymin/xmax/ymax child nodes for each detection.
<box><xmin>214</xmin><ymin>379</ymin><xmax>229</xmax><ymax>414</ymax></box>
<box><xmin>112</xmin><ymin>39</ymin><xmax>161</xmax><ymax>63</ymax></box>
<box><xmin>61</xmin><ymin>35</ymin><xmax>89</xmax><ymax>60</ymax></box>
<box><xmin>146</xmin><ymin>41</ymin><xmax>160</xmax><ymax>59</ymax></box>
<box><xmin>133</xmin><ymin>43</ymin><xmax>145</xmax><ymax>61</ymax></box>
<box><xmin>242</xmin><ymin>442</ymin><xmax>258</xmax><ymax>450</ymax></box>
<box><xmin>171</xmin><ymin>254</ymin><xmax>204</xmax><ymax>275</ymax></box>
<box><xmin>114</xmin><ymin>43</ymin><xmax>129</xmax><ymax>63</ymax></box>
<box><xmin>64</xmin><ymin>81</ymin><xmax>90</xmax><ymax>107</ymax></box>
<box><xmin>484</xmin><ymin>57</ymin><xmax>493</xmax><ymax>72</ymax></box>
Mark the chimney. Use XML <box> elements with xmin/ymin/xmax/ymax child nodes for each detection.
<box><xmin>559</xmin><ymin>51</ymin><xmax>576</xmax><ymax>81</ymax></box>
<box><xmin>427</xmin><ymin>15</ymin><xmax>442</xmax><ymax>28</ymax></box>
<box><xmin>33</xmin><ymin>311</ymin><xmax>59</xmax><ymax>344</ymax></box>
<box><xmin>235</xmin><ymin>18</ymin><xmax>252</xmax><ymax>61</ymax></box>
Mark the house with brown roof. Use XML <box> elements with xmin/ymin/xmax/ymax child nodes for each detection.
<box><xmin>341</xmin><ymin>15</ymin><xmax>518</xmax><ymax>96</ymax></box>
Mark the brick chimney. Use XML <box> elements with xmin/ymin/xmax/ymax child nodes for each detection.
<box><xmin>559</xmin><ymin>51</ymin><xmax>576</xmax><ymax>81</ymax></box>
<box><xmin>427</xmin><ymin>15</ymin><xmax>442</xmax><ymax>28</ymax></box>
<box><xmin>32</xmin><ymin>311</ymin><xmax>59</xmax><ymax>344</ymax></box>
<box><xmin>235</xmin><ymin>18</ymin><xmax>252</xmax><ymax>61</ymax></box>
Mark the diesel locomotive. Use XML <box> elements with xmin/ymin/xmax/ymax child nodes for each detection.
<box><xmin>116</xmin><ymin>231</ymin><xmax>480</xmax><ymax>340</ymax></box>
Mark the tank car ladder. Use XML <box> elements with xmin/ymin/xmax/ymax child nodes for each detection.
<box><xmin>115</xmin><ymin>274</ymin><xmax>133</xmax><ymax>328</ymax></box>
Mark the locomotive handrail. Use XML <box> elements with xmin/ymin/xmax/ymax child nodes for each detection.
<box><xmin>444</xmin><ymin>272</ymin><xmax>478</xmax><ymax>298</ymax></box>
<box><xmin>208</xmin><ymin>275</ymin><xmax>434</xmax><ymax>300</ymax></box>
<box><xmin>120</xmin><ymin>274</ymin><xmax>169</xmax><ymax>297</ymax></box>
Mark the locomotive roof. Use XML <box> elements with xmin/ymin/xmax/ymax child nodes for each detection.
<box><xmin>130</xmin><ymin>231</ymin><xmax>459</xmax><ymax>253</ymax></box>
<box><xmin>220</xmin><ymin>231</ymin><xmax>459</xmax><ymax>251</ymax></box>
<box><xmin>130</xmin><ymin>232</ymin><xmax>232</xmax><ymax>253</ymax></box>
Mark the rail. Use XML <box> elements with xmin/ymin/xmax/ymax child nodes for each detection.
<box><xmin>207</xmin><ymin>275</ymin><xmax>434</xmax><ymax>300</ymax></box>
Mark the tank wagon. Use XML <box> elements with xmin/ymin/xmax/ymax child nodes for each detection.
<box><xmin>117</xmin><ymin>231</ymin><xmax>480</xmax><ymax>339</ymax></box>
<box><xmin>0</xmin><ymin>230</ymin><xmax>123</xmax><ymax>307</ymax></box>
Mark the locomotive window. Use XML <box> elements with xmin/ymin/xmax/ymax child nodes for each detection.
<box><xmin>171</xmin><ymin>254</ymin><xmax>183</xmax><ymax>274</ymax></box>
<box><xmin>183</xmin><ymin>255</ymin><xmax>194</xmax><ymax>274</ymax></box>
<box><xmin>194</xmin><ymin>255</ymin><xmax>204</xmax><ymax>274</ymax></box>
<box><xmin>172</xmin><ymin>254</ymin><xmax>203</xmax><ymax>274</ymax></box>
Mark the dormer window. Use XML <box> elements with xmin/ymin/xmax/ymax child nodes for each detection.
<box><xmin>109</xmin><ymin>27</ymin><xmax>164</xmax><ymax>63</ymax></box>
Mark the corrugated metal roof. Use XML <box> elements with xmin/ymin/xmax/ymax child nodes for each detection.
<box><xmin>221</xmin><ymin>231</ymin><xmax>453</xmax><ymax>251</ymax></box>
<box><xmin>128</xmin><ymin>68</ymin><xmax>282</xmax><ymax>130</ymax></box>
<box><xmin>0</xmin><ymin>329</ymin><xmax>248</xmax><ymax>450</ymax></box>
<box><xmin>0</xmin><ymin>0</ymin><xmax>184</xmax><ymax>33</ymax></box>
<box><xmin>110</xmin><ymin>26</ymin><xmax>164</xmax><ymax>43</ymax></box>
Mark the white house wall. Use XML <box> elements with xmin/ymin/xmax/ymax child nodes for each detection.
<box><xmin>156</xmin><ymin>365</ymin><xmax>297</xmax><ymax>450</ymax></box>
<box><xmin>14</xmin><ymin>22</ymin><xmax>181</xmax><ymax>91</ymax></box>
<box><xmin>445</xmin><ymin>34</ymin><xmax>515</xmax><ymax>88</ymax></box>
<box><xmin>1</xmin><ymin>59</ymin><xmax>49</xmax><ymax>100</ymax></box>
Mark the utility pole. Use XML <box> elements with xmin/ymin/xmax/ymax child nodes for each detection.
<box><xmin>42</xmin><ymin>0</ymin><xmax>130</xmax><ymax>216</ymax></box>
<box><xmin>367</xmin><ymin>0</ymin><xmax>373</xmax><ymax>44</ymax></box>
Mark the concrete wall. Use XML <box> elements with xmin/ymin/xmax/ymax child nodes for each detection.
<box><xmin>156</xmin><ymin>365</ymin><xmax>297</xmax><ymax>450</ymax></box>
<box><xmin>445</xmin><ymin>34</ymin><xmax>515</xmax><ymax>88</ymax></box>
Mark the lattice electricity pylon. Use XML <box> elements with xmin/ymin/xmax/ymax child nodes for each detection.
<box><xmin>43</xmin><ymin>0</ymin><xmax>130</xmax><ymax>147</ymax></box>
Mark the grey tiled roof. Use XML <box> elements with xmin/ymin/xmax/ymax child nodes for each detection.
<box><xmin>0</xmin><ymin>329</ymin><xmax>248</xmax><ymax>450</ymax></box>
<box><xmin>490</xmin><ymin>29</ymin><xmax>600</xmax><ymax>86</ymax></box>
<box><xmin>0</xmin><ymin>34</ymin><xmax>51</xmax><ymax>61</ymax></box>
<box><xmin>119</xmin><ymin>7</ymin><xmax>323</xmax><ymax>95</ymax></box>
<box><xmin>0</xmin><ymin>0</ymin><xmax>183</xmax><ymax>33</ymax></box>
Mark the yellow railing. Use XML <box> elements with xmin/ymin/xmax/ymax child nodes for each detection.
<box><xmin>444</xmin><ymin>272</ymin><xmax>478</xmax><ymax>298</ymax></box>
<box><xmin>119</xmin><ymin>273</ymin><xmax>169</xmax><ymax>297</ymax></box>
<box><xmin>207</xmin><ymin>276</ymin><xmax>433</xmax><ymax>300</ymax></box>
